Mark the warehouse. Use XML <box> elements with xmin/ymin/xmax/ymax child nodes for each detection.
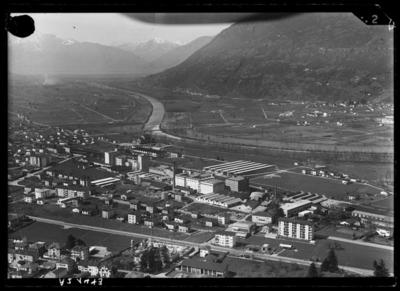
<box><xmin>203</xmin><ymin>160</ymin><xmax>275</xmax><ymax>176</ymax></box>
<box><xmin>280</xmin><ymin>200</ymin><xmax>313</xmax><ymax>217</ymax></box>
<box><xmin>195</xmin><ymin>193</ymin><xmax>242</xmax><ymax>208</ymax></box>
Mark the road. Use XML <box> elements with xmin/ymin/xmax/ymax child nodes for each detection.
<box><xmin>26</xmin><ymin>215</ymin><xmax>377</xmax><ymax>276</ymax></box>
<box><xmin>8</xmin><ymin>156</ymin><xmax>74</xmax><ymax>187</ymax></box>
<box><xmin>328</xmin><ymin>236</ymin><xmax>394</xmax><ymax>251</ymax></box>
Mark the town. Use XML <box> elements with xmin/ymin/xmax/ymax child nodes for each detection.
<box><xmin>8</xmin><ymin>114</ymin><xmax>393</xmax><ymax>278</ymax></box>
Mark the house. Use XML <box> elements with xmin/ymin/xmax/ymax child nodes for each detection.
<box><xmin>213</xmin><ymin>231</ymin><xmax>237</xmax><ymax>248</ymax></box>
<box><xmin>127</xmin><ymin>211</ymin><xmax>142</xmax><ymax>224</ymax></box>
<box><xmin>28</xmin><ymin>241</ymin><xmax>47</xmax><ymax>257</ymax></box>
<box><xmin>217</xmin><ymin>214</ymin><xmax>230</xmax><ymax>226</ymax></box>
<box><xmin>104</xmin><ymin>197</ymin><xmax>113</xmax><ymax>206</ymax></box>
<box><xmin>44</xmin><ymin>268</ymin><xmax>68</xmax><ymax>278</ymax></box>
<box><xmin>116</xmin><ymin>214</ymin><xmax>127</xmax><ymax>222</ymax></box>
<box><xmin>46</xmin><ymin>242</ymin><xmax>61</xmax><ymax>260</ymax></box>
<box><xmin>144</xmin><ymin>219</ymin><xmax>156</xmax><ymax>228</ymax></box>
<box><xmin>15</xmin><ymin>261</ymin><xmax>38</xmax><ymax>275</ymax></box>
<box><xmin>56</xmin><ymin>257</ymin><xmax>75</xmax><ymax>271</ymax></box>
<box><xmin>81</xmin><ymin>206</ymin><xmax>98</xmax><ymax>216</ymax></box>
<box><xmin>102</xmin><ymin>207</ymin><xmax>115</xmax><ymax>219</ymax></box>
<box><xmin>77</xmin><ymin>258</ymin><xmax>102</xmax><ymax>277</ymax></box>
<box><xmin>146</xmin><ymin>205</ymin><xmax>155</xmax><ymax>214</ymax></box>
<box><xmin>72</xmin><ymin>208</ymin><xmax>80</xmax><ymax>214</ymax></box>
<box><xmin>24</xmin><ymin>194</ymin><xmax>35</xmax><ymax>204</ymax></box>
<box><xmin>71</xmin><ymin>245</ymin><xmax>89</xmax><ymax>262</ymax></box>
<box><xmin>129</xmin><ymin>199</ymin><xmax>141</xmax><ymax>210</ymax></box>
<box><xmin>164</xmin><ymin>222</ymin><xmax>177</xmax><ymax>231</ymax></box>
<box><xmin>34</xmin><ymin>188</ymin><xmax>51</xmax><ymax>199</ymax></box>
<box><xmin>205</xmin><ymin>220</ymin><xmax>214</xmax><ymax>227</ymax></box>
<box><xmin>178</xmin><ymin>225</ymin><xmax>190</xmax><ymax>233</ymax></box>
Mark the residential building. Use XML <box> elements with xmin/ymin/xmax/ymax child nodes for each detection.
<box><xmin>127</xmin><ymin>212</ymin><xmax>141</xmax><ymax>224</ymax></box>
<box><xmin>278</xmin><ymin>218</ymin><xmax>314</xmax><ymax>241</ymax></box>
<box><xmin>102</xmin><ymin>208</ymin><xmax>115</xmax><ymax>219</ymax></box>
<box><xmin>34</xmin><ymin>188</ymin><xmax>51</xmax><ymax>199</ymax></box>
<box><xmin>71</xmin><ymin>245</ymin><xmax>89</xmax><ymax>262</ymax></box>
<box><xmin>213</xmin><ymin>231</ymin><xmax>237</xmax><ymax>248</ymax></box>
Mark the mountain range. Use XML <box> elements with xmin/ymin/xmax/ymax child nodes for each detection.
<box><xmin>143</xmin><ymin>13</ymin><xmax>393</xmax><ymax>102</ymax></box>
<box><xmin>9</xmin><ymin>34</ymin><xmax>214</xmax><ymax>76</ymax></box>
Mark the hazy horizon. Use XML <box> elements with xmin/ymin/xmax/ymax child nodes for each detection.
<box><xmin>10</xmin><ymin>13</ymin><xmax>232</xmax><ymax>46</ymax></box>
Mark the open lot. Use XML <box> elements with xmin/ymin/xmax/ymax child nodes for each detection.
<box><xmin>250</xmin><ymin>171</ymin><xmax>381</xmax><ymax>200</ymax></box>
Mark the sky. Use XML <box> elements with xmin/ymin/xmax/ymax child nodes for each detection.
<box><xmin>13</xmin><ymin>13</ymin><xmax>233</xmax><ymax>46</ymax></box>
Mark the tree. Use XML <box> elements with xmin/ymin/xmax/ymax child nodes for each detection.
<box><xmin>307</xmin><ymin>262</ymin><xmax>319</xmax><ymax>277</ymax></box>
<box><xmin>75</xmin><ymin>238</ymin><xmax>86</xmax><ymax>246</ymax></box>
<box><xmin>320</xmin><ymin>248</ymin><xmax>339</xmax><ymax>273</ymax></box>
<box><xmin>373</xmin><ymin>259</ymin><xmax>390</xmax><ymax>277</ymax></box>
<box><xmin>65</xmin><ymin>234</ymin><xmax>76</xmax><ymax>250</ymax></box>
<box><xmin>159</xmin><ymin>245</ymin><xmax>171</xmax><ymax>268</ymax></box>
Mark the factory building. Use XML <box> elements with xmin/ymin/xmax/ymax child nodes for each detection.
<box><xmin>199</xmin><ymin>179</ymin><xmax>225</xmax><ymax>195</ymax></box>
<box><xmin>195</xmin><ymin>193</ymin><xmax>242</xmax><ymax>208</ymax></box>
<box><xmin>280</xmin><ymin>200</ymin><xmax>313</xmax><ymax>217</ymax></box>
<box><xmin>225</xmin><ymin>176</ymin><xmax>249</xmax><ymax>192</ymax></box>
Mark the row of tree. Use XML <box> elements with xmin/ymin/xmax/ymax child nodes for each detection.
<box><xmin>307</xmin><ymin>248</ymin><xmax>390</xmax><ymax>277</ymax></box>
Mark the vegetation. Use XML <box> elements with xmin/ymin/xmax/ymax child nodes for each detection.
<box><xmin>320</xmin><ymin>248</ymin><xmax>339</xmax><ymax>273</ymax></box>
<box><xmin>373</xmin><ymin>259</ymin><xmax>390</xmax><ymax>277</ymax></box>
<box><xmin>139</xmin><ymin>246</ymin><xmax>171</xmax><ymax>274</ymax></box>
<box><xmin>65</xmin><ymin>234</ymin><xmax>86</xmax><ymax>250</ymax></box>
<box><xmin>307</xmin><ymin>262</ymin><xmax>319</xmax><ymax>277</ymax></box>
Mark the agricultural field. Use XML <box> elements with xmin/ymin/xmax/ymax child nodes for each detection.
<box><xmin>161</xmin><ymin>95</ymin><xmax>393</xmax><ymax>150</ymax></box>
<box><xmin>8</xmin><ymin>76</ymin><xmax>152</xmax><ymax>130</ymax></box>
<box><xmin>250</xmin><ymin>171</ymin><xmax>382</xmax><ymax>200</ymax></box>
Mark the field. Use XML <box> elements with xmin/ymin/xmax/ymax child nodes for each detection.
<box><xmin>161</xmin><ymin>95</ymin><xmax>393</xmax><ymax>150</ymax></box>
<box><xmin>10</xmin><ymin>221</ymin><xmax>139</xmax><ymax>252</ymax></box>
<box><xmin>8</xmin><ymin>76</ymin><xmax>152</xmax><ymax>133</ymax></box>
<box><xmin>250</xmin><ymin>171</ymin><xmax>381</xmax><ymax>200</ymax></box>
<box><xmin>237</xmin><ymin>235</ymin><xmax>393</xmax><ymax>272</ymax></box>
<box><xmin>225</xmin><ymin>256</ymin><xmax>307</xmax><ymax>277</ymax></box>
